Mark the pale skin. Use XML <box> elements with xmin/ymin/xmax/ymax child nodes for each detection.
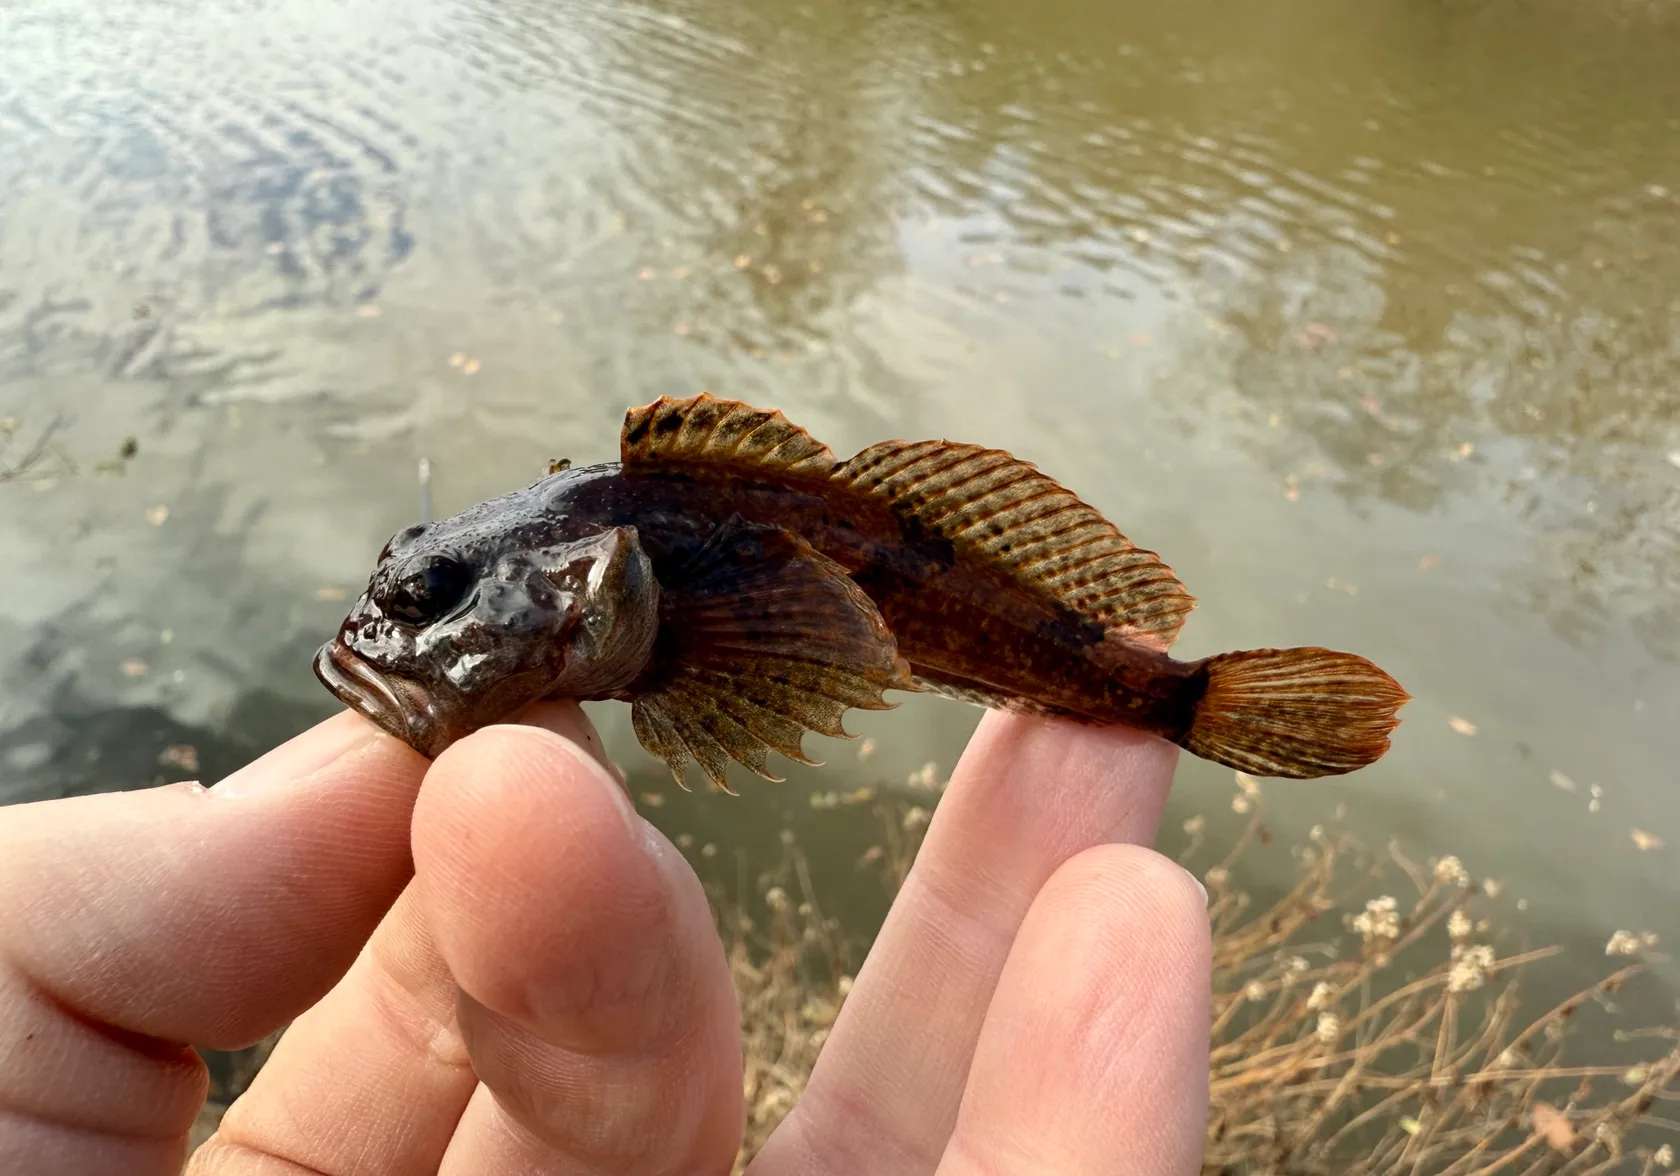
<box><xmin>0</xmin><ymin>701</ymin><xmax>1213</xmax><ymax>1175</ymax></box>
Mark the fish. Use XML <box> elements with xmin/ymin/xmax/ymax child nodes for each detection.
<box><xmin>314</xmin><ymin>393</ymin><xmax>1408</xmax><ymax>787</ymax></box>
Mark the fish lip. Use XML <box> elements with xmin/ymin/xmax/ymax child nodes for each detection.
<box><xmin>313</xmin><ymin>639</ymin><xmax>415</xmax><ymax>746</ymax></box>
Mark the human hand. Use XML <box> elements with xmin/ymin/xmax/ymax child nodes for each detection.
<box><xmin>0</xmin><ymin>701</ymin><xmax>1210</xmax><ymax>1175</ymax></box>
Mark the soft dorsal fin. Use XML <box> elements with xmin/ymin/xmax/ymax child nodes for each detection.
<box><xmin>833</xmin><ymin>439</ymin><xmax>1196</xmax><ymax>648</ymax></box>
<box><xmin>625</xmin><ymin>515</ymin><xmax>911</xmax><ymax>791</ymax></box>
<box><xmin>621</xmin><ymin>393</ymin><xmax>837</xmax><ymax>477</ymax></box>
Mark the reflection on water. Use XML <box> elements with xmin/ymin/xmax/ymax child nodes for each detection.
<box><xmin>2</xmin><ymin>0</ymin><xmax>1678</xmax><ymax>1011</ymax></box>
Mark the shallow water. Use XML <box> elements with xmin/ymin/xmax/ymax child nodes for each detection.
<box><xmin>2</xmin><ymin>0</ymin><xmax>1678</xmax><ymax>1015</ymax></box>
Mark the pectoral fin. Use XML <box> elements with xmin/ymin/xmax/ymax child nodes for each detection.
<box><xmin>624</xmin><ymin>515</ymin><xmax>911</xmax><ymax>791</ymax></box>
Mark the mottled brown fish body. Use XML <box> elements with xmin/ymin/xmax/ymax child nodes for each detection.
<box><xmin>316</xmin><ymin>395</ymin><xmax>1409</xmax><ymax>785</ymax></box>
<box><xmin>559</xmin><ymin>463</ymin><xmax>1210</xmax><ymax>742</ymax></box>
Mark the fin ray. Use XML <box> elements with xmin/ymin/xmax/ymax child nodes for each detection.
<box><xmin>834</xmin><ymin>439</ymin><xmax>1196</xmax><ymax>648</ymax></box>
<box><xmin>1183</xmin><ymin>647</ymin><xmax>1409</xmax><ymax>778</ymax></box>
<box><xmin>909</xmin><ymin>674</ymin><xmax>1066</xmax><ymax>719</ymax></box>
<box><xmin>621</xmin><ymin>393</ymin><xmax>836</xmax><ymax>477</ymax></box>
<box><xmin>626</xmin><ymin>515</ymin><xmax>910</xmax><ymax>790</ymax></box>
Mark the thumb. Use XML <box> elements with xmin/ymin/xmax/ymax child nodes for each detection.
<box><xmin>0</xmin><ymin>712</ymin><xmax>428</xmax><ymax>1173</ymax></box>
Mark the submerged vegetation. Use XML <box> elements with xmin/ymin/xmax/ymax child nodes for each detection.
<box><xmin>192</xmin><ymin>770</ymin><xmax>1679</xmax><ymax>1173</ymax></box>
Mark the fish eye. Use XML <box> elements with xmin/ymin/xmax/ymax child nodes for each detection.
<box><xmin>386</xmin><ymin>555</ymin><xmax>472</xmax><ymax>625</ymax></box>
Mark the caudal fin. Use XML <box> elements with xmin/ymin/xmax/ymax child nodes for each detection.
<box><xmin>1182</xmin><ymin>647</ymin><xmax>1409</xmax><ymax>779</ymax></box>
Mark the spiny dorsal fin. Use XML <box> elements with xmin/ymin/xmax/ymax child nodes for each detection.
<box><xmin>626</xmin><ymin>515</ymin><xmax>911</xmax><ymax>792</ymax></box>
<box><xmin>834</xmin><ymin>439</ymin><xmax>1196</xmax><ymax>648</ymax></box>
<box><xmin>621</xmin><ymin>393</ymin><xmax>837</xmax><ymax>478</ymax></box>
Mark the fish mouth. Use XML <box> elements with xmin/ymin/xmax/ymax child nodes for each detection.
<box><xmin>313</xmin><ymin>639</ymin><xmax>426</xmax><ymax>750</ymax></box>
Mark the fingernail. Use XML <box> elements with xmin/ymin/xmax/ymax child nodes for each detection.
<box><xmin>1182</xmin><ymin>865</ymin><xmax>1210</xmax><ymax>907</ymax></box>
<box><xmin>211</xmin><ymin>714</ymin><xmax>379</xmax><ymax>798</ymax></box>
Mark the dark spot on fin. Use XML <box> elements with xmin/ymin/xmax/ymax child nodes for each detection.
<box><xmin>620</xmin><ymin>393</ymin><xmax>837</xmax><ymax>478</ymax></box>
<box><xmin>833</xmin><ymin>439</ymin><xmax>1196</xmax><ymax>649</ymax></box>
<box><xmin>1183</xmin><ymin>647</ymin><xmax>1410</xmax><ymax>778</ymax></box>
<box><xmin>626</xmin><ymin>515</ymin><xmax>911</xmax><ymax>792</ymax></box>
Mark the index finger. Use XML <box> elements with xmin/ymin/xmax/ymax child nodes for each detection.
<box><xmin>0</xmin><ymin>711</ymin><xmax>428</xmax><ymax>1176</ymax></box>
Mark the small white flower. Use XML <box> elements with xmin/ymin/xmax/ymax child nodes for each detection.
<box><xmin>906</xmin><ymin>762</ymin><xmax>940</xmax><ymax>790</ymax></box>
<box><xmin>1307</xmin><ymin>981</ymin><xmax>1333</xmax><ymax>1011</ymax></box>
<box><xmin>1447</xmin><ymin>944</ymin><xmax>1495</xmax><ymax>993</ymax></box>
<box><xmin>1448</xmin><ymin>910</ymin><xmax>1473</xmax><ymax>940</ymax></box>
<box><xmin>1433</xmin><ymin>855</ymin><xmax>1470</xmax><ymax>886</ymax></box>
<box><xmin>1315</xmin><ymin>1012</ymin><xmax>1340</xmax><ymax>1044</ymax></box>
<box><xmin>1352</xmin><ymin>895</ymin><xmax>1401</xmax><ymax>942</ymax></box>
<box><xmin>1606</xmin><ymin>930</ymin><xmax>1657</xmax><ymax>956</ymax></box>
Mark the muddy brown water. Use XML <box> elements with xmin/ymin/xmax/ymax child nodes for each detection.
<box><xmin>2</xmin><ymin>0</ymin><xmax>1678</xmax><ymax>1039</ymax></box>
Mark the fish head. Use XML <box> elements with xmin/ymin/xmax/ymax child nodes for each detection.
<box><xmin>314</xmin><ymin>513</ymin><xmax>660</xmax><ymax>757</ymax></box>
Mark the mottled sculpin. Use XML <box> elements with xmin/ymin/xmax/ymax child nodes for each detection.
<box><xmin>315</xmin><ymin>395</ymin><xmax>1408</xmax><ymax>785</ymax></box>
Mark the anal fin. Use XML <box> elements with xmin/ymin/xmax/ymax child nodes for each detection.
<box><xmin>909</xmin><ymin>674</ymin><xmax>1069</xmax><ymax>720</ymax></box>
<box><xmin>625</xmin><ymin>515</ymin><xmax>912</xmax><ymax>791</ymax></box>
